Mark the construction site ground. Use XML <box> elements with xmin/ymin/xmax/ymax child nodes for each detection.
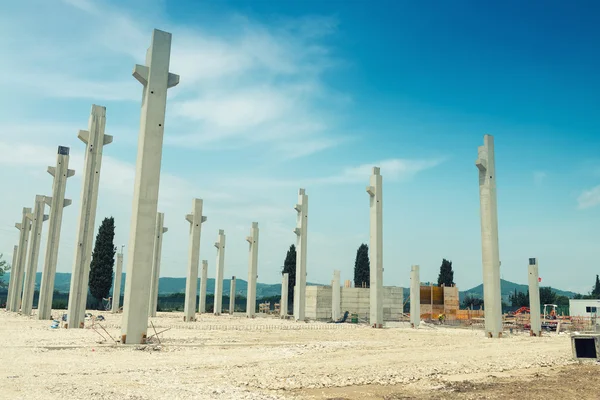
<box><xmin>1</xmin><ymin>311</ymin><xmax>597</xmax><ymax>399</ymax></box>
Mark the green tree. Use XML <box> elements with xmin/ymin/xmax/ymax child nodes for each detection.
<box><xmin>555</xmin><ymin>295</ymin><xmax>570</xmax><ymax>307</ymax></box>
<box><xmin>281</xmin><ymin>244</ymin><xmax>296</xmax><ymax>314</ymax></box>
<box><xmin>88</xmin><ymin>217</ymin><xmax>116</xmax><ymax>307</ymax></box>
<box><xmin>0</xmin><ymin>253</ymin><xmax>10</xmax><ymax>288</ymax></box>
<box><xmin>592</xmin><ymin>275</ymin><xmax>600</xmax><ymax>299</ymax></box>
<box><xmin>539</xmin><ymin>287</ymin><xmax>557</xmax><ymax>305</ymax></box>
<box><xmin>462</xmin><ymin>295</ymin><xmax>484</xmax><ymax>310</ymax></box>
<box><xmin>437</xmin><ymin>259</ymin><xmax>454</xmax><ymax>287</ymax></box>
<box><xmin>509</xmin><ymin>289</ymin><xmax>529</xmax><ymax>308</ymax></box>
<box><xmin>353</xmin><ymin>243</ymin><xmax>370</xmax><ymax>288</ymax></box>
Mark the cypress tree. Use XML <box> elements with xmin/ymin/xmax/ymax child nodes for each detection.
<box><xmin>88</xmin><ymin>217</ymin><xmax>116</xmax><ymax>307</ymax></box>
<box><xmin>282</xmin><ymin>244</ymin><xmax>296</xmax><ymax>313</ymax></box>
<box><xmin>593</xmin><ymin>275</ymin><xmax>600</xmax><ymax>299</ymax></box>
<box><xmin>437</xmin><ymin>258</ymin><xmax>455</xmax><ymax>287</ymax></box>
<box><xmin>353</xmin><ymin>243</ymin><xmax>370</xmax><ymax>288</ymax></box>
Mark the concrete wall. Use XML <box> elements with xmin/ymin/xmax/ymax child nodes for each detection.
<box><xmin>305</xmin><ymin>286</ymin><xmax>332</xmax><ymax>320</ymax></box>
<box><xmin>306</xmin><ymin>286</ymin><xmax>403</xmax><ymax>321</ymax></box>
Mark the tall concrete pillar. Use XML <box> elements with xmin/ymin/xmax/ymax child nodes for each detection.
<box><xmin>281</xmin><ymin>273</ymin><xmax>289</xmax><ymax>318</ymax></box>
<box><xmin>213</xmin><ymin>230</ymin><xmax>226</xmax><ymax>316</ymax></box>
<box><xmin>111</xmin><ymin>252</ymin><xmax>124</xmax><ymax>313</ymax></box>
<box><xmin>476</xmin><ymin>134</ymin><xmax>502</xmax><ymax>338</ymax></box>
<box><xmin>246</xmin><ymin>222</ymin><xmax>259</xmax><ymax>318</ymax></box>
<box><xmin>38</xmin><ymin>146</ymin><xmax>75</xmax><ymax>320</ymax></box>
<box><xmin>199</xmin><ymin>260</ymin><xmax>208</xmax><ymax>313</ymax></box>
<box><xmin>148</xmin><ymin>212</ymin><xmax>167</xmax><ymax>317</ymax></box>
<box><xmin>67</xmin><ymin>105</ymin><xmax>112</xmax><ymax>329</ymax></box>
<box><xmin>293</xmin><ymin>188</ymin><xmax>308</xmax><ymax>321</ymax></box>
<box><xmin>21</xmin><ymin>195</ymin><xmax>49</xmax><ymax>316</ymax></box>
<box><xmin>528</xmin><ymin>258</ymin><xmax>541</xmax><ymax>336</ymax></box>
<box><xmin>332</xmin><ymin>270</ymin><xmax>341</xmax><ymax>321</ymax></box>
<box><xmin>183</xmin><ymin>199</ymin><xmax>207</xmax><ymax>322</ymax></box>
<box><xmin>410</xmin><ymin>265</ymin><xmax>420</xmax><ymax>328</ymax></box>
<box><xmin>229</xmin><ymin>276</ymin><xmax>236</xmax><ymax>315</ymax></box>
<box><xmin>121</xmin><ymin>29</ymin><xmax>179</xmax><ymax>344</ymax></box>
<box><xmin>5</xmin><ymin>245</ymin><xmax>18</xmax><ymax>311</ymax></box>
<box><xmin>7</xmin><ymin>208</ymin><xmax>32</xmax><ymax>312</ymax></box>
<box><xmin>366</xmin><ymin>167</ymin><xmax>383</xmax><ymax>328</ymax></box>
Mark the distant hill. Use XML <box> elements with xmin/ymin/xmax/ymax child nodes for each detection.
<box><xmin>1</xmin><ymin>274</ymin><xmax>579</xmax><ymax>302</ymax></box>
<box><xmin>460</xmin><ymin>279</ymin><xmax>578</xmax><ymax>302</ymax></box>
<box><xmin>0</xmin><ymin>272</ymin><xmax>305</xmax><ymax>298</ymax></box>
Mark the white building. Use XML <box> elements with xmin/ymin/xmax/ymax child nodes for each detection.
<box><xmin>569</xmin><ymin>299</ymin><xmax>600</xmax><ymax>318</ymax></box>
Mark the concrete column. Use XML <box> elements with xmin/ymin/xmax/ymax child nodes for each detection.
<box><xmin>213</xmin><ymin>230</ymin><xmax>226</xmax><ymax>316</ymax></box>
<box><xmin>293</xmin><ymin>188</ymin><xmax>308</xmax><ymax>321</ymax></box>
<box><xmin>281</xmin><ymin>273</ymin><xmax>289</xmax><ymax>318</ymax></box>
<box><xmin>111</xmin><ymin>252</ymin><xmax>123</xmax><ymax>313</ymax></box>
<box><xmin>410</xmin><ymin>265</ymin><xmax>420</xmax><ymax>328</ymax></box>
<box><xmin>528</xmin><ymin>258</ymin><xmax>541</xmax><ymax>336</ymax></box>
<box><xmin>38</xmin><ymin>146</ymin><xmax>75</xmax><ymax>320</ymax></box>
<box><xmin>67</xmin><ymin>105</ymin><xmax>112</xmax><ymax>329</ymax></box>
<box><xmin>5</xmin><ymin>245</ymin><xmax>18</xmax><ymax>311</ymax></box>
<box><xmin>148</xmin><ymin>213</ymin><xmax>167</xmax><ymax>317</ymax></box>
<box><xmin>229</xmin><ymin>276</ymin><xmax>236</xmax><ymax>315</ymax></box>
<box><xmin>21</xmin><ymin>195</ymin><xmax>49</xmax><ymax>316</ymax></box>
<box><xmin>183</xmin><ymin>199</ymin><xmax>207</xmax><ymax>322</ymax></box>
<box><xmin>366</xmin><ymin>167</ymin><xmax>383</xmax><ymax>328</ymax></box>
<box><xmin>199</xmin><ymin>260</ymin><xmax>208</xmax><ymax>313</ymax></box>
<box><xmin>332</xmin><ymin>270</ymin><xmax>341</xmax><ymax>321</ymax></box>
<box><xmin>246</xmin><ymin>222</ymin><xmax>259</xmax><ymax>318</ymax></box>
<box><xmin>475</xmin><ymin>134</ymin><xmax>502</xmax><ymax>338</ymax></box>
<box><xmin>121</xmin><ymin>29</ymin><xmax>179</xmax><ymax>345</ymax></box>
<box><xmin>7</xmin><ymin>208</ymin><xmax>32</xmax><ymax>312</ymax></box>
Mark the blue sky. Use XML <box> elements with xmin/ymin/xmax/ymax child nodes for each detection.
<box><xmin>0</xmin><ymin>0</ymin><xmax>599</xmax><ymax>294</ymax></box>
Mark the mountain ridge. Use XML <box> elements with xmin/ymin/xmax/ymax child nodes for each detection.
<box><xmin>1</xmin><ymin>273</ymin><xmax>579</xmax><ymax>301</ymax></box>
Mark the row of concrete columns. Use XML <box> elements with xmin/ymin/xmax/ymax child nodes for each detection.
<box><xmin>6</xmin><ymin>208</ymin><xmax>32</xmax><ymax>312</ymax></box>
<box><xmin>5</xmin><ymin>28</ymin><xmax>387</xmax><ymax>342</ymax></box>
<box><xmin>3</xmin><ymin>29</ymin><xmax>260</xmax><ymax>345</ymax></box>
<box><xmin>6</xmin><ymin>144</ymin><xmax>76</xmax><ymax>319</ymax></box>
<box><xmin>4</xmin><ymin>26</ymin><xmax>532</xmax><ymax>343</ymax></box>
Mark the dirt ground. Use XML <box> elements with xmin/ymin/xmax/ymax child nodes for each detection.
<box><xmin>0</xmin><ymin>311</ymin><xmax>596</xmax><ymax>399</ymax></box>
<box><xmin>297</xmin><ymin>365</ymin><xmax>600</xmax><ymax>399</ymax></box>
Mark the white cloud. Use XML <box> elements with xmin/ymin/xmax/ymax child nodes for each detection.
<box><xmin>0</xmin><ymin>122</ymin><xmax>80</xmax><ymax>142</ymax></box>
<box><xmin>0</xmin><ymin>1</ymin><xmax>444</xmax><ymax>288</ymax></box>
<box><xmin>578</xmin><ymin>185</ymin><xmax>600</xmax><ymax>209</ymax></box>
<box><xmin>321</xmin><ymin>158</ymin><xmax>446</xmax><ymax>184</ymax></box>
<box><xmin>216</xmin><ymin>157</ymin><xmax>445</xmax><ymax>189</ymax></box>
<box><xmin>0</xmin><ymin>140</ymin><xmax>232</xmax><ymax>208</ymax></box>
<box><xmin>0</xmin><ymin>0</ymin><xmax>347</xmax><ymax>160</ymax></box>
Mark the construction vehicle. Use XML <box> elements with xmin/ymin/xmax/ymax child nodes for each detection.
<box><xmin>542</xmin><ymin>304</ymin><xmax>558</xmax><ymax>331</ymax></box>
<box><xmin>511</xmin><ymin>306</ymin><xmax>530</xmax><ymax>315</ymax></box>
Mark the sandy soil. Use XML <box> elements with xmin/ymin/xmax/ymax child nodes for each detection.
<box><xmin>0</xmin><ymin>310</ymin><xmax>594</xmax><ymax>399</ymax></box>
